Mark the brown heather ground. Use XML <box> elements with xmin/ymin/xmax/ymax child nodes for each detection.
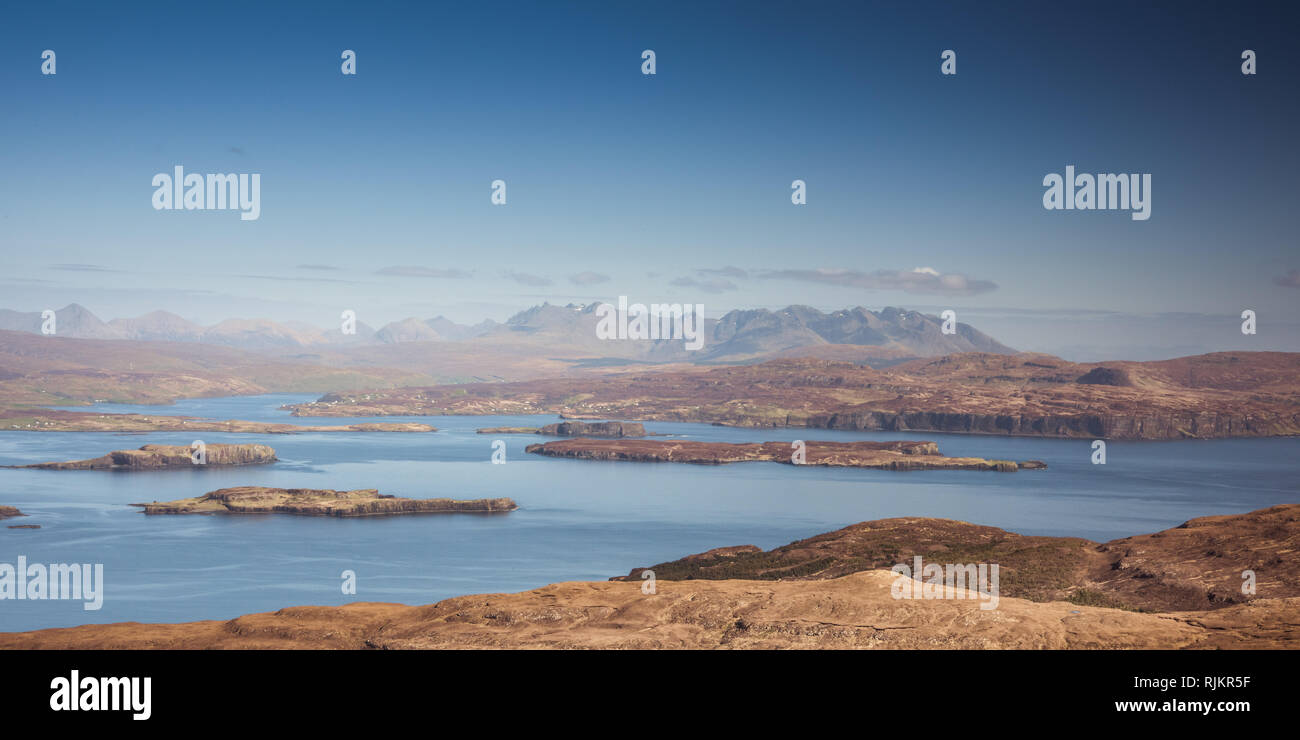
<box><xmin>0</xmin><ymin>408</ymin><xmax>434</xmax><ymax>433</ymax></box>
<box><xmin>612</xmin><ymin>504</ymin><xmax>1300</xmax><ymax>613</ymax></box>
<box><xmin>0</xmin><ymin>329</ymin><xmax>439</xmax><ymax>408</ymax></box>
<box><xmin>4</xmin><ymin>326</ymin><xmax>1296</xmax><ymax>441</ymax></box>
<box><xmin>1</xmin><ymin>573</ymin><xmax>1294</xmax><ymax>650</ymax></box>
<box><xmin>285</xmin><ymin>352</ymin><xmax>1300</xmax><ymax>440</ymax></box>
<box><xmin>0</xmin><ymin>327</ymin><xmax>607</xmax><ymax>411</ymax></box>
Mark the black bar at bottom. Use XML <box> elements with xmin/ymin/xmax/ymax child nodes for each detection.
<box><xmin>0</xmin><ymin>648</ymin><xmax>1287</xmax><ymax>727</ymax></box>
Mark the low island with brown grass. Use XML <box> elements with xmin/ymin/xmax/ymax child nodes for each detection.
<box><xmin>0</xmin><ymin>506</ymin><xmax>36</xmax><ymax>529</ymax></box>
<box><xmin>131</xmin><ymin>486</ymin><xmax>518</xmax><ymax>517</ymax></box>
<box><xmin>525</xmin><ymin>438</ymin><xmax>1042</xmax><ymax>472</ymax></box>
<box><xmin>10</xmin><ymin>443</ymin><xmax>278</xmax><ymax>470</ymax></box>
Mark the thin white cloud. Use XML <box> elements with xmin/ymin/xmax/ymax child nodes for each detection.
<box><xmin>671</xmin><ymin>276</ymin><xmax>738</xmax><ymax>293</ymax></box>
<box><xmin>568</xmin><ymin>271</ymin><xmax>610</xmax><ymax>286</ymax></box>
<box><xmin>376</xmin><ymin>266</ymin><xmax>471</xmax><ymax>279</ymax></box>
<box><xmin>1275</xmin><ymin>269</ymin><xmax>1300</xmax><ymax>288</ymax></box>
<box><xmin>50</xmin><ymin>263</ymin><xmax>121</xmax><ymax>273</ymax></box>
<box><xmin>697</xmin><ymin>266</ymin><xmax>748</xmax><ymax>279</ymax></box>
<box><xmin>758</xmin><ymin>267</ymin><xmax>997</xmax><ymax>296</ymax></box>
<box><xmin>501</xmin><ymin>270</ymin><xmax>553</xmax><ymax>287</ymax></box>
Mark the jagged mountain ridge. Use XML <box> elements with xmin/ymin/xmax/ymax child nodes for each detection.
<box><xmin>493</xmin><ymin>302</ymin><xmax>1013</xmax><ymax>361</ymax></box>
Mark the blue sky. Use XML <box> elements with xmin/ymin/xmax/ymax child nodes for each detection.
<box><xmin>1</xmin><ymin>0</ymin><xmax>1297</xmax><ymax>359</ymax></box>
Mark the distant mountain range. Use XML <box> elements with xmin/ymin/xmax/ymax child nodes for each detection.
<box><xmin>481</xmin><ymin>302</ymin><xmax>1012</xmax><ymax>363</ymax></box>
<box><xmin>0</xmin><ymin>302</ymin><xmax>1013</xmax><ymax>365</ymax></box>
<box><xmin>0</xmin><ymin>306</ymin><xmax>494</xmax><ymax>350</ymax></box>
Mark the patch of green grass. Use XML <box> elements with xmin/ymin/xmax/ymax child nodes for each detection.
<box><xmin>1066</xmin><ymin>589</ymin><xmax>1138</xmax><ymax>611</ymax></box>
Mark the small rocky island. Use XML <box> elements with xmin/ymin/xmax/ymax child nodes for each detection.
<box><xmin>526</xmin><ymin>438</ymin><xmax>1044</xmax><ymax>472</ymax></box>
<box><xmin>132</xmin><ymin>486</ymin><xmax>518</xmax><ymax>517</ymax></box>
<box><xmin>11</xmin><ymin>444</ymin><xmax>278</xmax><ymax>470</ymax></box>
<box><xmin>0</xmin><ymin>506</ymin><xmax>36</xmax><ymax>528</ymax></box>
<box><xmin>477</xmin><ymin>421</ymin><xmax>647</xmax><ymax>437</ymax></box>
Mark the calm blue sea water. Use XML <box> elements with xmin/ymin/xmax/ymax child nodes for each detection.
<box><xmin>1</xmin><ymin>393</ymin><xmax>1297</xmax><ymax>631</ymax></box>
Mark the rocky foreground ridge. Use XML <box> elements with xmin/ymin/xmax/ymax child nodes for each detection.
<box><xmin>132</xmin><ymin>487</ymin><xmax>518</xmax><ymax>517</ymax></box>
<box><xmin>11</xmin><ymin>444</ymin><xmax>277</xmax><ymax>470</ymax></box>
<box><xmin>3</xmin><ymin>505</ymin><xmax>1296</xmax><ymax>649</ymax></box>
<box><xmin>287</xmin><ymin>352</ymin><xmax>1300</xmax><ymax>440</ymax></box>
<box><xmin>612</xmin><ymin>504</ymin><xmax>1300</xmax><ymax>613</ymax></box>
<box><xmin>525</xmin><ymin>438</ymin><xmax>1041</xmax><ymax>471</ymax></box>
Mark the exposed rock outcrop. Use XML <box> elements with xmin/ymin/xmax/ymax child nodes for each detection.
<box><xmin>538</xmin><ymin>421</ymin><xmax>646</xmax><ymax>437</ymax></box>
<box><xmin>0</xmin><ymin>506</ymin><xmax>25</xmax><ymax>519</ymax></box>
<box><xmin>477</xmin><ymin>421</ymin><xmax>648</xmax><ymax>437</ymax></box>
<box><xmin>1076</xmin><ymin>366</ymin><xmax>1133</xmax><ymax>386</ymax></box>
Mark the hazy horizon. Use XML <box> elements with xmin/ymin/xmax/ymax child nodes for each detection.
<box><xmin>3</xmin><ymin>297</ymin><xmax>1297</xmax><ymax>364</ymax></box>
<box><xmin>3</xmin><ymin>0</ymin><xmax>1297</xmax><ymax>361</ymax></box>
